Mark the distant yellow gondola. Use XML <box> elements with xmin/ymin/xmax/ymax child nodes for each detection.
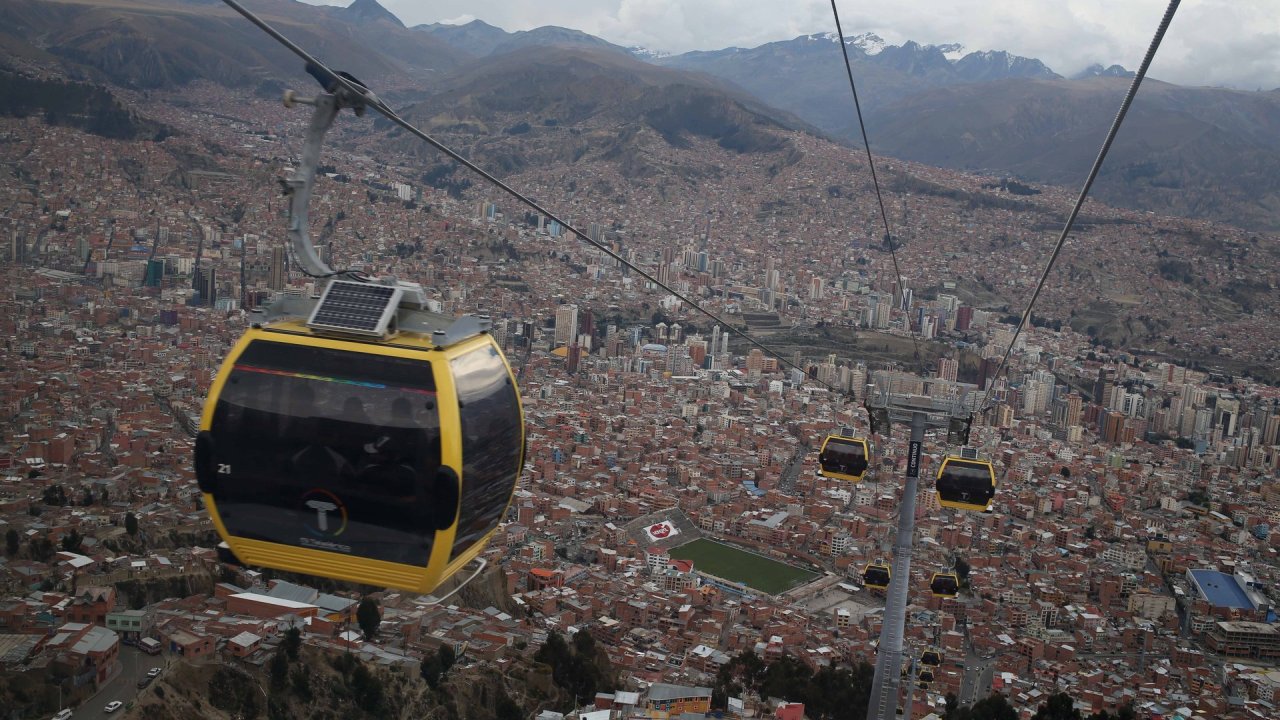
<box><xmin>862</xmin><ymin>562</ymin><xmax>891</xmax><ymax>590</ymax></box>
<box><xmin>930</xmin><ymin>572</ymin><xmax>960</xmax><ymax>598</ymax></box>
<box><xmin>818</xmin><ymin>435</ymin><xmax>870</xmax><ymax>482</ymax></box>
<box><xmin>921</xmin><ymin>649</ymin><xmax>943</xmax><ymax>667</ymax></box>
<box><xmin>197</xmin><ymin>301</ymin><xmax>525</xmax><ymax>594</ymax></box>
<box><xmin>936</xmin><ymin>455</ymin><xmax>997</xmax><ymax>512</ymax></box>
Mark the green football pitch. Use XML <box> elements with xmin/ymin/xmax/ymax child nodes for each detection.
<box><xmin>668</xmin><ymin>538</ymin><xmax>818</xmax><ymax>595</ymax></box>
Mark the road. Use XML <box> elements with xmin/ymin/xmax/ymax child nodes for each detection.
<box><xmin>777</xmin><ymin>446</ymin><xmax>808</xmax><ymax>494</ymax></box>
<box><xmin>66</xmin><ymin>646</ymin><xmax>166</xmax><ymax>719</ymax></box>
<box><xmin>957</xmin><ymin>652</ymin><xmax>996</xmax><ymax>705</ymax></box>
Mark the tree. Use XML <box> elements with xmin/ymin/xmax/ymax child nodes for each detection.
<box><xmin>420</xmin><ymin>653</ymin><xmax>443</xmax><ymax>689</ymax></box>
<box><xmin>1032</xmin><ymin>693</ymin><xmax>1081</xmax><ymax>720</ymax></box>
<box><xmin>437</xmin><ymin>644</ymin><xmax>456</xmax><ymax>673</ymax></box>
<box><xmin>125</xmin><ymin>512</ymin><xmax>138</xmax><ymax>536</ymax></box>
<box><xmin>572</xmin><ymin>628</ymin><xmax>596</xmax><ymax>656</ymax></box>
<box><xmin>351</xmin><ymin>663</ymin><xmax>384</xmax><ymax>714</ymax></box>
<box><xmin>269</xmin><ymin>649</ymin><xmax>289</xmax><ymax>690</ymax></box>
<box><xmin>356</xmin><ymin>597</ymin><xmax>381</xmax><ymax>640</ymax></box>
<box><xmin>5</xmin><ymin>529</ymin><xmax>18</xmax><ymax>556</ymax></box>
<box><xmin>290</xmin><ymin>666</ymin><xmax>313</xmax><ymax>701</ymax></box>
<box><xmin>282</xmin><ymin>626</ymin><xmax>301</xmax><ymax>661</ymax></box>
<box><xmin>42</xmin><ymin>485</ymin><xmax>68</xmax><ymax>506</ymax></box>
<box><xmin>535</xmin><ymin>630</ymin><xmax>616</xmax><ymax>710</ymax></box>
<box><xmin>60</xmin><ymin>530</ymin><xmax>83</xmax><ymax>553</ymax></box>
<box><xmin>759</xmin><ymin>655</ymin><xmax>811</xmax><ymax>702</ymax></box>
<box><xmin>1059</xmin><ymin>467</ymin><xmax>1071</xmax><ymax>479</ymax></box>
<box><xmin>28</xmin><ymin>537</ymin><xmax>54</xmax><ymax>563</ymax></box>
<box><xmin>207</xmin><ymin>666</ymin><xmax>261</xmax><ymax>719</ymax></box>
<box><xmin>953</xmin><ymin>693</ymin><xmax>1018</xmax><ymax>720</ymax></box>
<box><xmin>954</xmin><ymin>556</ymin><xmax>971</xmax><ymax>581</ymax></box>
<box><xmin>496</xmin><ymin>689</ymin><xmax>523</xmax><ymax>720</ymax></box>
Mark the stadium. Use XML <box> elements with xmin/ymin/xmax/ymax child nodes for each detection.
<box><xmin>622</xmin><ymin>509</ymin><xmax>819</xmax><ymax>596</ymax></box>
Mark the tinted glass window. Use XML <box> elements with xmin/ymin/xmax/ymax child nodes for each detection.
<box><xmin>938</xmin><ymin>461</ymin><xmax>993</xmax><ymax>484</ymax></box>
<box><xmin>822</xmin><ymin>440</ymin><xmax>867</xmax><ymax>475</ymax></box>
<box><xmin>209</xmin><ymin>340</ymin><xmax>442</xmax><ymax>565</ymax></box>
<box><xmin>450</xmin><ymin>344</ymin><xmax>522</xmax><ymax>559</ymax></box>
<box><xmin>937</xmin><ymin>461</ymin><xmax>995</xmax><ymax>503</ymax></box>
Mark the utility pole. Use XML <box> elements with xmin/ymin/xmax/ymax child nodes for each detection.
<box><xmin>863</xmin><ymin>387</ymin><xmax>981</xmax><ymax>720</ymax></box>
<box><xmin>866</xmin><ymin>410</ymin><xmax>925</xmax><ymax>720</ymax></box>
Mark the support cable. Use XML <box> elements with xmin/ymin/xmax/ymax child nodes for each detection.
<box><xmin>220</xmin><ymin>0</ymin><xmax>839</xmax><ymax>388</ymax></box>
<box><xmin>830</xmin><ymin>0</ymin><xmax>922</xmax><ymax>372</ymax></box>
<box><xmin>977</xmin><ymin>0</ymin><xmax>1181</xmax><ymax>414</ymax></box>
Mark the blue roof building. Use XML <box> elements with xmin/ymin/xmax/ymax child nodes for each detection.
<box><xmin>1187</xmin><ymin>569</ymin><xmax>1256</xmax><ymax>609</ymax></box>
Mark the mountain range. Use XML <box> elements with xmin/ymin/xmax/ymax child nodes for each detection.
<box><xmin>2</xmin><ymin>0</ymin><xmax>1279</xmax><ymax>231</ymax></box>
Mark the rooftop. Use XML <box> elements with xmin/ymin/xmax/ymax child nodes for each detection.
<box><xmin>1189</xmin><ymin>570</ymin><xmax>1254</xmax><ymax>610</ymax></box>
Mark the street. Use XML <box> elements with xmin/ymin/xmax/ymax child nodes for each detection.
<box><xmin>777</xmin><ymin>446</ymin><xmax>807</xmax><ymax>494</ymax></box>
<box><xmin>63</xmin><ymin>646</ymin><xmax>166</xmax><ymax>719</ymax></box>
<box><xmin>957</xmin><ymin>652</ymin><xmax>996</xmax><ymax>705</ymax></box>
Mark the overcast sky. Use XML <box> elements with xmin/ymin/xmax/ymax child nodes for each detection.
<box><xmin>301</xmin><ymin>0</ymin><xmax>1279</xmax><ymax>89</ymax></box>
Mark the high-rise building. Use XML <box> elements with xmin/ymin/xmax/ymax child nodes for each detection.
<box><xmin>566</xmin><ymin>342</ymin><xmax>580</xmax><ymax>374</ymax></box>
<box><xmin>193</xmin><ymin>267</ymin><xmax>216</xmax><ymax>305</ymax></box>
<box><xmin>874</xmin><ymin>294</ymin><xmax>892</xmax><ymax>329</ymax></box>
<box><xmin>8</xmin><ymin>232</ymin><xmax>26</xmax><ymax>263</ymax></box>
<box><xmin>1215</xmin><ymin>397</ymin><xmax>1240</xmax><ymax>437</ymax></box>
<box><xmin>143</xmin><ymin>260</ymin><xmax>165</xmax><ymax>288</ymax></box>
<box><xmin>687</xmin><ymin>337</ymin><xmax>708</xmax><ymax>368</ymax></box>
<box><xmin>1263</xmin><ymin>411</ymin><xmax>1280</xmax><ymax>447</ymax></box>
<box><xmin>746</xmin><ymin>349</ymin><xmax>765</xmax><ymax>379</ymax></box>
<box><xmin>1095</xmin><ymin>368</ymin><xmax>1117</xmax><ymax>407</ymax></box>
<box><xmin>937</xmin><ymin>357</ymin><xmax>959</xmax><ymax>383</ymax></box>
<box><xmin>269</xmin><ymin>246</ymin><xmax>285</xmax><ymax>290</ymax></box>
<box><xmin>554</xmin><ymin>304</ymin><xmax>578</xmax><ymax>346</ymax></box>
<box><xmin>1066</xmin><ymin>393</ymin><xmax>1083</xmax><ymax>427</ymax></box>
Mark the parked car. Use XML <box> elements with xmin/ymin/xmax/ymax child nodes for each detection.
<box><xmin>104</xmin><ymin>701</ymin><xmax>123</xmax><ymax>713</ymax></box>
<box><xmin>147</xmin><ymin>667</ymin><xmax>162</xmax><ymax>678</ymax></box>
<box><xmin>51</xmin><ymin>710</ymin><xmax>72</xmax><ymax>720</ymax></box>
<box><xmin>136</xmin><ymin>677</ymin><xmax>152</xmax><ymax>689</ymax></box>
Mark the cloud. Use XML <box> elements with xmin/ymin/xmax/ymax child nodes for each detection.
<box><xmin>438</xmin><ymin>14</ymin><xmax>478</xmax><ymax>26</ymax></box>
<box><xmin>299</xmin><ymin>0</ymin><xmax>1280</xmax><ymax>88</ymax></box>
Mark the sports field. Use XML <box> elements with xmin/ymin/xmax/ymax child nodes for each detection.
<box><xmin>669</xmin><ymin>538</ymin><xmax>818</xmax><ymax>595</ymax></box>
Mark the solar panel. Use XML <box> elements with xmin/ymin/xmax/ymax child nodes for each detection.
<box><xmin>307</xmin><ymin>280</ymin><xmax>402</xmax><ymax>338</ymax></box>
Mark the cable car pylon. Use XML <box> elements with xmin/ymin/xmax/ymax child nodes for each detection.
<box><xmin>863</xmin><ymin>388</ymin><xmax>981</xmax><ymax>720</ymax></box>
